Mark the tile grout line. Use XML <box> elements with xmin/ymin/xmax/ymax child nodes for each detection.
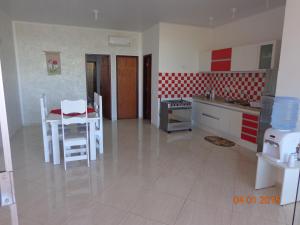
<box><xmin>171</xmin><ymin>170</ymin><xmax>202</xmax><ymax>225</ymax></box>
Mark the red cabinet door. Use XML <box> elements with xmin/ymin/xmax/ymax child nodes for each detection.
<box><xmin>242</xmin><ymin>114</ymin><xmax>259</xmax><ymax>121</ymax></box>
<box><xmin>211</xmin><ymin>60</ymin><xmax>231</xmax><ymax>71</ymax></box>
<box><xmin>241</xmin><ymin>133</ymin><xmax>257</xmax><ymax>144</ymax></box>
<box><xmin>212</xmin><ymin>48</ymin><xmax>232</xmax><ymax>60</ymax></box>
<box><xmin>211</xmin><ymin>48</ymin><xmax>232</xmax><ymax>71</ymax></box>
<box><xmin>241</xmin><ymin>113</ymin><xmax>259</xmax><ymax>144</ymax></box>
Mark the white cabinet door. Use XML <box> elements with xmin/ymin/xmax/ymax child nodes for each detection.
<box><xmin>193</xmin><ymin>102</ymin><xmax>220</xmax><ymax>129</ymax></box>
<box><xmin>192</xmin><ymin>102</ymin><xmax>243</xmax><ymax>138</ymax></box>
<box><xmin>258</xmin><ymin>40</ymin><xmax>281</xmax><ymax>69</ymax></box>
<box><xmin>201</xmin><ymin>103</ymin><xmax>220</xmax><ymax>130</ymax></box>
<box><xmin>197</xmin><ymin>103</ymin><xmax>229</xmax><ymax>132</ymax></box>
<box><xmin>199</xmin><ymin>51</ymin><xmax>211</xmax><ymax>71</ymax></box>
<box><xmin>218</xmin><ymin>108</ymin><xmax>230</xmax><ymax>133</ymax></box>
<box><xmin>231</xmin><ymin>44</ymin><xmax>259</xmax><ymax>71</ymax></box>
<box><xmin>228</xmin><ymin>110</ymin><xmax>242</xmax><ymax>138</ymax></box>
<box><xmin>192</xmin><ymin>102</ymin><xmax>203</xmax><ymax>127</ymax></box>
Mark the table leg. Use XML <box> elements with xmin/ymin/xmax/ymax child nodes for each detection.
<box><xmin>42</xmin><ymin>130</ymin><xmax>50</xmax><ymax>163</ymax></box>
<box><xmin>51</xmin><ymin>123</ymin><xmax>60</xmax><ymax>165</ymax></box>
<box><xmin>99</xmin><ymin>131</ymin><xmax>104</xmax><ymax>155</ymax></box>
<box><xmin>100</xmin><ymin>118</ymin><xmax>104</xmax><ymax>154</ymax></box>
<box><xmin>89</xmin><ymin>121</ymin><xmax>96</xmax><ymax>160</ymax></box>
<box><xmin>255</xmin><ymin>157</ymin><xmax>276</xmax><ymax>189</ymax></box>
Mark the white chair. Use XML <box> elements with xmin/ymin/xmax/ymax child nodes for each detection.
<box><xmin>61</xmin><ymin>100</ymin><xmax>90</xmax><ymax>170</ymax></box>
<box><xmin>40</xmin><ymin>95</ymin><xmax>51</xmax><ymax>162</ymax></box>
<box><xmin>94</xmin><ymin>93</ymin><xmax>104</xmax><ymax>154</ymax></box>
<box><xmin>94</xmin><ymin>92</ymin><xmax>99</xmax><ymax>109</ymax></box>
<box><xmin>42</xmin><ymin>93</ymin><xmax>48</xmax><ymax>113</ymax></box>
<box><xmin>40</xmin><ymin>94</ymin><xmax>66</xmax><ymax>163</ymax></box>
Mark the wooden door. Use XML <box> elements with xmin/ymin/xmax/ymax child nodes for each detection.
<box><xmin>86</xmin><ymin>62</ymin><xmax>96</xmax><ymax>104</ymax></box>
<box><xmin>143</xmin><ymin>55</ymin><xmax>151</xmax><ymax>120</ymax></box>
<box><xmin>117</xmin><ymin>56</ymin><xmax>138</xmax><ymax>119</ymax></box>
<box><xmin>100</xmin><ymin>56</ymin><xmax>111</xmax><ymax>119</ymax></box>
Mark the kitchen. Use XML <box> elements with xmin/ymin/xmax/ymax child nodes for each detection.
<box><xmin>2</xmin><ymin>0</ymin><xmax>300</xmax><ymax>225</ymax></box>
<box><xmin>155</xmin><ymin>14</ymin><xmax>283</xmax><ymax>153</ymax></box>
<box><xmin>192</xmin><ymin>41</ymin><xmax>279</xmax><ymax>152</ymax></box>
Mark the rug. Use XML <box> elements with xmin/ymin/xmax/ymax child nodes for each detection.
<box><xmin>204</xmin><ymin>136</ymin><xmax>235</xmax><ymax>147</ymax></box>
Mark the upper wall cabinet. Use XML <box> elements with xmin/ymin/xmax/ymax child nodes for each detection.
<box><xmin>199</xmin><ymin>51</ymin><xmax>211</xmax><ymax>71</ymax></box>
<box><xmin>211</xmin><ymin>48</ymin><xmax>232</xmax><ymax>71</ymax></box>
<box><xmin>259</xmin><ymin>43</ymin><xmax>273</xmax><ymax>69</ymax></box>
<box><xmin>258</xmin><ymin>41</ymin><xmax>281</xmax><ymax>70</ymax></box>
<box><xmin>231</xmin><ymin>44</ymin><xmax>259</xmax><ymax>71</ymax></box>
<box><xmin>200</xmin><ymin>40</ymin><xmax>281</xmax><ymax>72</ymax></box>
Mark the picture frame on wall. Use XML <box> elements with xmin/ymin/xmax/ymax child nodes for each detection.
<box><xmin>45</xmin><ymin>51</ymin><xmax>61</xmax><ymax>75</ymax></box>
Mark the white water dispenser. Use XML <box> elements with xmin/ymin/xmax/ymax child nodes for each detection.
<box><xmin>262</xmin><ymin>128</ymin><xmax>300</xmax><ymax>163</ymax></box>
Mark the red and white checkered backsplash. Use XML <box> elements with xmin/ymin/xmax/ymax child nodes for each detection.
<box><xmin>158</xmin><ymin>72</ymin><xmax>265</xmax><ymax>101</ymax></box>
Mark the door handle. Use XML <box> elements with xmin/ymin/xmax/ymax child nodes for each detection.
<box><xmin>202</xmin><ymin>113</ymin><xmax>219</xmax><ymax>120</ymax></box>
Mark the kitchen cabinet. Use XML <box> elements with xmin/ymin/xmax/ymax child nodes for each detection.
<box><xmin>200</xmin><ymin>103</ymin><xmax>229</xmax><ymax>132</ymax></box>
<box><xmin>258</xmin><ymin>41</ymin><xmax>280</xmax><ymax>70</ymax></box>
<box><xmin>231</xmin><ymin>44</ymin><xmax>259</xmax><ymax>71</ymax></box>
<box><xmin>211</xmin><ymin>48</ymin><xmax>232</xmax><ymax>71</ymax></box>
<box><xmin>199</xmin><ymin>40</ymin><xmax>281</xmax><ymax>72</ymax></box>
<box><xmin>211</xmin><ymin>60</ymin><xmax>231</xmax><ymax>71</ymax></box>
<box><xmin>193</xmin><ymin>101</ymin><xmax>235</xmax><ymax>135</ymax></box>
<box><xmin>212</xmin><ymin>48</ymin><xmax>232</xmax><ymax>60</ymax></box>
<box><xmin>259</xmin><ymin>43</ymin><xmax>273</xmax><ymax>69</ymax></box>
<box><xmin>241</xmin><ymin>113</ymin><xmax>259</xmax><ymax>144</ymax></box>
<box><xmin>192</xmin><ymin>102</ymin><xmax>202</xmax><ymax>125</ymax></box>
<box><xmin>228</xmin><ymin>110</ymin><xmax>243</xmax><ymax>137</ymax></box>
<box><xmin>193</xmin><ymin>99</ymin><xmax>259</xmax><ymax>151</ymax></box>
<box><xmin>199</xmin><ymin>51</ymin><xmax>211</xmax><ymax>71</ymax></box>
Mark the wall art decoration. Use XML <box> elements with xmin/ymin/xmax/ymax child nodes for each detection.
<box><xmin>45</xmin><ymin>51</ymin><xmax>61</xmax><ymax>75</ymax></box>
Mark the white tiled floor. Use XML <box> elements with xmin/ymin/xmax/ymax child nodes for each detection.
<box><xmin>0</xmin><ymin>119</ymin><xmax>299</xmax><ymax>225</ymax></box>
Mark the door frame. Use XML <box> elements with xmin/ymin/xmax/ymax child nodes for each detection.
<box><xmin>0</xmin><ymin>60</ymin><xmax>17</xmax><ymax>212</ymax></box>
<box><xmin>85</xmin><ymin>54</ymin><xmax>112</xmax><ymax>119</ymax></box>
<box><xmin>143</xmin><ymin>54</ymin><xmax>152</xmax><ymax>120</ymax></box>
<box><xmin>116</xmin><ymin>55</ymin><xmax>139</xmax><ymax>119</ymax></box>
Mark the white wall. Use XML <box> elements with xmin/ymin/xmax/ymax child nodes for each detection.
<box><xmin>213</xmin><ymin>6</ymin><xmax>285</xmax><ymax>49</ymax></box>
<box><xmin>0</xmin><ymin>10</ymin><xmax>22</xmax><ymax>136</ymax></box>
<box><xmin>13</xmin><ymin>21</ymin><xmax>142</xmax><ymax>125</ymax></box>
<box><xmin>276</xmin><ymin>0</ymin><xmax>300</xmax><ymax>97</ymax></box>
<box><xmin>11</xmin><ymin>7</ymin><xmax>286</xmax><ymax>127</ymax></box>
<box><xmin>159</xmin><ymin>23</ymin><xmax>213</xmax><ymax>73</ymax></box>
<box><xmin>157</xmin><ymin>7</ymin><xmax>286</xmax><ymax>74</ymax></box>
<box><xmin>142</xmin><ymin>24</ymin><xmax>160</xmax><ymax>126</ymax></box>
<box><xmin>150</xmin><ymin>9</ymin><xmax>285</xmax><ymax>126</ymax></box>
<box><xmin>142</xmin><ymin>23</ymin><xmax>213</xmax><ymax>127</ymax></box>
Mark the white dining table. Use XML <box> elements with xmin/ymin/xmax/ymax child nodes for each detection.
<box><xmin>46</xmin><ymin>112</ymin><xmax>100</xmax><ymax>165</ymax></box>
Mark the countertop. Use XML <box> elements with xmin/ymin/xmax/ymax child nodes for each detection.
<box><xmin>193</xmin><ymin>96</ymin><xmax>261</xmax><ymax>115</ymax></box>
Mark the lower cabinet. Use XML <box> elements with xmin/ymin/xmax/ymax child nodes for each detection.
<box><xmin>240</xmin><ymin>113</ymin><xmax>259</xmax><ymax>144</ymax></box>
<box><xmin>228</xmin><ymin>110</ymin><xmax>243</xmax><ymax>137</ymax></box>
<box><xmin>193</xmin><ymin>102</ymin><xmax>240</xmax><ymax>136</ymax></box>
<box><xmin>193</xmin><ymin>101</ymin><xmax>259</xmax><ymax>151</ymax></box>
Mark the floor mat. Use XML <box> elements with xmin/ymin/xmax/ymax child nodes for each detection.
<box><xmin>204</xmin><ymin>136</ymin><xmax>235</xmax><ymax>147</ymax></box>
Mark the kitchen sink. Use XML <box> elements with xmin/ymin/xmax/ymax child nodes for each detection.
<box><xmin>225</xmin><ymin>99</ymin><xmax>250</xmax><ymax>107</ymax></box>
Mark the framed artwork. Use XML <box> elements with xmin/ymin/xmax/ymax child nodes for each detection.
<box><xmin>45</xmin><ymin>51</ymin><xmax>61</xmax><ymax>75</ymax></box>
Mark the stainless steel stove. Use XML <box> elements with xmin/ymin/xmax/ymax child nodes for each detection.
<box><xmin>160</xmin><ymin>99</ymin><xmax>192</xmax><ymax>133</ymax></box>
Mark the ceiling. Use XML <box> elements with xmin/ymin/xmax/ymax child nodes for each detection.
<box><xmin>1</xmin><ymin>0</ymin><xmax>286</xmax><ymax>31</ymax></box>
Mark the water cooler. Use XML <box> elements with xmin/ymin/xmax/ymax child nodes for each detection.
<box><xmin>256</xmin><ymin>96</ymin><xmax>300</xmax><ymax>205</ymax></box>
<box><xmin>262</xmin><ymin>128</ymin><xmax>300</xmax><ymax>163</ymax></box>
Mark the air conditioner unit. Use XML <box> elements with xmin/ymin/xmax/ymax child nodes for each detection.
<box><xmin>108</xmin><ymin>36</ymin><xmax>131</xmax><ymax>47</ymax></box>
